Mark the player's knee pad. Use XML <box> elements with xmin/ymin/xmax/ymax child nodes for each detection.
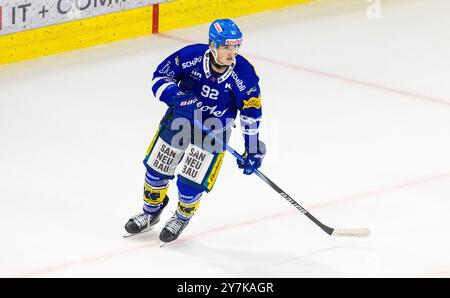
<box><xmin>177</xmin><ymin>143</ymin><xmax>225</xmax><ymax>192</ymax></box>
<box><xmin>143</xmin><ymin>128</ymin><xmax>185</xmax><ymax>179</ymax></box>
<box><xmin>176</xmin><ymin>179</ymin><xmax>203</xmax><ymax>220</ymax></box>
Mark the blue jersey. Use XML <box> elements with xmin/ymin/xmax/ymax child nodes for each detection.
<box><xmin>151</xmin><ymin>44</ymin><xmax>262</xmax><ymax>150</ymax></box>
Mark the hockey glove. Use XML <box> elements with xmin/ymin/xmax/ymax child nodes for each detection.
<box><xmin>169</xmin><ymin>91</ymin><xmax>199</xmax><ymax>122</ymax></box>
<box><xmin>237</xmin><ymin>140</ymin><xmax>266</xmax><ymax>175</ymax></box>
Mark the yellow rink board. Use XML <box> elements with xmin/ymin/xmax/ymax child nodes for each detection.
<box><xmin>0</xmin><ymin>0</ymin><xmax>314</xmax><ymax>65</ymax></box>
<box><xmin>159</xmin><ymin>0</ymin><xmax>314</xmax><ymax>32</ymax></box>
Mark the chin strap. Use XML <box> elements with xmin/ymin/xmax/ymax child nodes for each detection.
<box><xmin>209</xmin><ymin>50</ymin><xmax>228</xmax><ymax>71</ymax></box>
<box><xmin>210</xmin><ymin>47</ymin><xmax>220</xmax><ymax>63</ymax></box>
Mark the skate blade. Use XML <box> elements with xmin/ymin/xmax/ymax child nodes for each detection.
<box><xmin>123</xmin><ymin>227</ymin><xmax>155</xmax><ymax>238</ymax></box>
<box><xmin>159</xmin><ymin>240</ymin><xmax>173</xmax><ymax>247</ymax></box>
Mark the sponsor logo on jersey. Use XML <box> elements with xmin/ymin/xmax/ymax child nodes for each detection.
<box><xmin>214</xmin><ymin>22</ymin><xmax>223</xmax><ymax>33</ymax></box>
<box><xmin>175</xmin><ymin>56</ymin><xmax>180</xmax><ymax>67</ymax></box>
<box><xmin>190</xmin><ymin>69</ymin><xmax>202</xmax><ymax>80</ymax></box>
<box><xmin>242</xmin><ymin>96</ymin><xmax>261</xmax><ymax>110</ymax></box>
<box><xmin>182</xmin><ymin>56</ymin><xmax>203</xmax><ymax>69</ymax></box>
<box><xmin>246</xmin><ymin>86</ymin><xmax>258</xmax><ymax>95</ymax></box>
<box><xmin>230</xmin><ymin>71</ymin><xmax>246</xmax><ymax>92</ymax></box>
<box><xmin>196</xmin><ymin>102</ymin><xmax>229</xmax><ymax>117</ymax></box>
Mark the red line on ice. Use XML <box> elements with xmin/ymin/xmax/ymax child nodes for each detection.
<box><xmin>10</xmin><ymin>172</ymin><xmax>450</xmax><ymax>277</ymax></box>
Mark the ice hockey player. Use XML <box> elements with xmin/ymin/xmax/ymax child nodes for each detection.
<box><xmin>124</xmin><ymin>18</ymin><xmax>266</xmax><ymax>244</ymax></box>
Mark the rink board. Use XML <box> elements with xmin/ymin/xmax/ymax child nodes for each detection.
<box><xmin>0</xmin><ymin>0</ymin><xmax>314</xmax><ymax>65</ymax></box>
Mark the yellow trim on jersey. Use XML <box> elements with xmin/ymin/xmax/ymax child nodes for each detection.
<box><xmin>145</xmin><ymin>127</ymin><xmax>161</xmax><ymax>157</ymax></box>
<box><xmin>206</xmin><ymin>152</ymin><xmax>225</xmax><ymax>191</ymax></box>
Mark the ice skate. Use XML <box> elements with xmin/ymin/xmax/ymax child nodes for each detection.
<box><xmin>123</xmin><ymin>196</ymin><xmax>169</xmax><ymax>238</ymax></box>
<box><xmin>159</xmin><ymin>213</ymin><xmax>190</xmax><ymax>246</ymax></box>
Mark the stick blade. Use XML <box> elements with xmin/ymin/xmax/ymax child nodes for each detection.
<box><xmin>332</xmin><ymin>228</ymin><xmax>371</xmax><ymax>238</ymax></box>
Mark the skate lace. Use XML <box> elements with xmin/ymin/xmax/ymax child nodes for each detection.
<box><xmin>134</xmin><ymin>213</ymin><xmax>151</xmax><ymax>229</ymax></box>
<box><xmin>165</xmin><ymin>215</ymin><xmax>186</xmax><ymax>235</ymax></box>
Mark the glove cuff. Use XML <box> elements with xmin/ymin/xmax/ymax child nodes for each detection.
<box><xmin>168</xmin><ymin>90</ymin><xmax>194</xmax><ymax>106</ymax></box>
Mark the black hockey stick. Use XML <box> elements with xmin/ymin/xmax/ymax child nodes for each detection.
<box><xmin>194</xmin><ymin>119</ymin><xmax>370</xmax><ymax>238</ymax></box>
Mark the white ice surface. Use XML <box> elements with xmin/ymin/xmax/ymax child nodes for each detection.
<box><xmin>0</xmin><ymin>0</ymin><xmax>449</xmax><ymax>277</ymax></box>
